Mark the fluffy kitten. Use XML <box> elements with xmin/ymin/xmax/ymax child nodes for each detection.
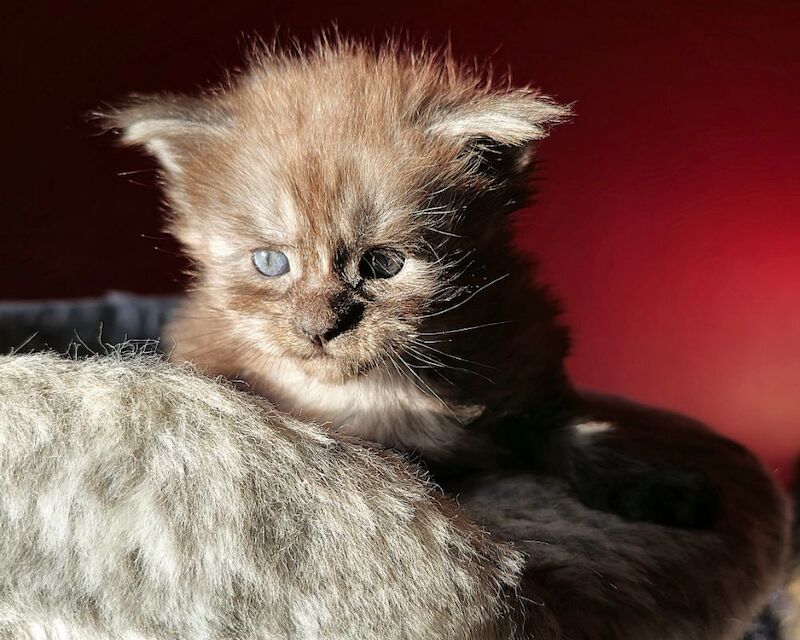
<box><xmin>112</xmin><ymin>39</ymin><xmax>721</xmax><ymax>527</ymax></box>
<box><xmin>106</xmin><ymin>40</ymin><xmax>790</xmax><ymax>637</ymax></box>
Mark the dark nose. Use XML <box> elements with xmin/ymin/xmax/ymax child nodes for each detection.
<box><xmin>297</xmin><ymin>299</ymin><xmax>364</xmax><ymax>347</ymax></box>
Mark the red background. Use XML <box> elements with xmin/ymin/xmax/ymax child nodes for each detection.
<box><xmin>2</xmin><ymin>1</ymin><xmax>798</xmax><ymax>482</ymax></box>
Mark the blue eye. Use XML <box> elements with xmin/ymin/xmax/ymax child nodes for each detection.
<box><xmin>252</xmin><ymin>249</ymin><xmax>290</xmax><ymax>277</ymax></box>
<box><xmin>359</xmin><ymin>248</ymin><xmax>405</xmax><ymax>279</ymax></box>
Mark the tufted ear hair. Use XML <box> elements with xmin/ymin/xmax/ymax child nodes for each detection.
<box><xmin>99</xmin><ymin>94</ymin><xmax>232</xmax><ymax>175</ymax></box>
<box><xmin>427</xmin><ymin>90</ymin><xmax>571</xmax><ymax>177</ymax></box>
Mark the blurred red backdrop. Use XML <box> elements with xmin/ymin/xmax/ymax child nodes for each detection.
<box><xmin>1</xmin><ymin>1</ymin><xmax>798</xmax><ymax>482</ymax></box>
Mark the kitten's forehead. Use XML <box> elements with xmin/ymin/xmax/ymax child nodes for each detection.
<box><xmin>226</xmin><ymin>119</ymin><xmax>430</xmax><ymax>250</ymax></box>
<box><xmin>152</xmin><ymin>44</ymin><xmax>567</xmax><ymax>257</ymax></box>
<box><xmin>221</xmin><ymin>55</ymin><xmax>453</xmax><ymax>238</ymax></box>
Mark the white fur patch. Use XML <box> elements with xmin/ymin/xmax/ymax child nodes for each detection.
<box><xmin>276</xmin><ymin>191</ymin><xmax>300</xmax><ymax>239</ymax></box>
<box><xmin>144</xmin><ymin>138</ymin><xmax>183</xmax><ymax>175</ymax></box>
<box><xmin>241</xmin><ymin>353</ymin><xmax>473</xmax><ymax>457</ymax></box>
<box><xmin>208</xmin><ymin>236</ymin><xmax>237</xmax><ymax>261</ymax></box>
<box><xmin>25</xmin><ymin>620</ymin><xmax>72</xmax><ymax>640</ymax></box>
<box><xmin>429</xmin><ymin>113</ymin><xmax>546</xmax><ymax>144</ymax></box>
<box><xmin>573</xmin><ymin>420</ymin><xmax>614</xmax><ymax>437</ymax></box>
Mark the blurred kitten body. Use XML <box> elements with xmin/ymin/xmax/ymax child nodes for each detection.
<box><xmin>108</xmin><ymin>40</ymin><xmax>790</xmax><ymax>639</ymax></box>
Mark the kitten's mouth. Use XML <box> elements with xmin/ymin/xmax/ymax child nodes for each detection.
<box><xmin>303</xmin><ymin>337</ymin><xmax>332</xmax><ymax>353</ymax></box>
<box><xmin>295</xmin><ymin>343</ymin><xmax>333</xmax><ymax>362</ymax></box>
<box><xmin>294</xmin><ymin>334</ymin><xmax>347</xmax><ymax>361</ymax></box>
<box><xmin>290</xmin><ymin>336</ymin><xmax>380</xmax><ymax>379</ymax></box>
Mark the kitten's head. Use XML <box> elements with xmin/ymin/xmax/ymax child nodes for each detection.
<box><xmin>106</xmin><ymin>40</ymin><xmax>568</xmax><ymax>382</ymax></box>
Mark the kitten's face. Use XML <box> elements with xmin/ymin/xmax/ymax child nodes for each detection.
<box><xmin>170</xmin><ymin>115</ymin><xmax>464</xmax><ymax>381</ymax></box>
<box><xmin>109</xmin><ymin>43</ymin><xmax>567</xmax><ymax>381</ymax></box>
<box><xmin>176</xmin><ymin>134</ymin><xmax>445</xmax><ymax>380</ymax></box>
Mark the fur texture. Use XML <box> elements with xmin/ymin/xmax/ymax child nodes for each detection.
<box><xmin>0</xmin><ymin>352</ymin><xmax>526</xmax><ymax>640</ymax></box>
<box><xmin>0</xmin><ymin>353</ymin><xmax>789</xmax><ymax>639</ymax></box>
<box><xmin>102</xmin><ymin>39</ymin><xmax>792</xmax><ymax>637</ymax></box>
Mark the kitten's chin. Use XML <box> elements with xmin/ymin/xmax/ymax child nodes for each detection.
<box><xmin>280</xmin><ymin>334</ymin><xmax>389</xmax><ymax>381</ymax></box>
<box><xmin>292</xmin><ymin>351</ymin><xmax>377</xmax><ymax>382</ymax></box>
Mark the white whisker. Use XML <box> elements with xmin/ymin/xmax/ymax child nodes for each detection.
<box><xmin>418</xmin><ymin>320</ymin><xmax>512</xmax><ymax>336</ymax></box>
<box><xmin>420</xmin><ymin>273</ymin><xmax>510</xmax><ymax>319</ymax></box>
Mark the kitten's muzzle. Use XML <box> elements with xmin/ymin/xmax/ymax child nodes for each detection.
<box><xmin>296</xmin><ymin>299</ymin><xmax>365</xmax><ymax>347</ymax></box>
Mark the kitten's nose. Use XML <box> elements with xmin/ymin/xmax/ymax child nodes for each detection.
<box><xmin>297</xmin><ymin>300</ymin><xmax>364</xmax><ymax>347</ymax></box>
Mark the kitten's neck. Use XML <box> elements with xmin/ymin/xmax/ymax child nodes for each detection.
<box><xmin>166</xmin><ymin>307</ymin><xmax>482</xmax><ymax>457</ymax></box>
<box><xmin>251</xmin><ymin>355</ymin><xmax>484</xmax><ymax>457</ymax></box>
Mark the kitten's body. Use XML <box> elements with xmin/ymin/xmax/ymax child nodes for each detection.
<box><xmin>108</xmin><ymin>40</ymin><xmax>791</xmax><ymax>637</ymax></box>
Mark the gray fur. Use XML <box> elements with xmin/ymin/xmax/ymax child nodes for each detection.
<box><xmin>0</xmin><ymin>352</ymin><xmax>525</xmax><ymax>639</ymax></box>
<box><xmin>462</xmin><ymin>470</ymin><xmax>789</xmax><ymax>639</ymax></box>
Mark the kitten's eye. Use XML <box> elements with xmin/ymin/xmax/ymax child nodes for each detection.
<box><xmin>252</xmin><ymin>249</ymin><xmax>290</xmax><ymax>277</ymax></box>
<box><xmin>359</xmin><ymin>248</ymin><xmax>405</xmax><ymax>279</ymax></box>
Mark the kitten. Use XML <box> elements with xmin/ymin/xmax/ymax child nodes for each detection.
<box><xmin>105</xmin><ymin>39</ymin><xmax>790</xmax><ymax>639</ymax></box>
<box><xmin>110</xmin><ymin>39</ymin><xmax>719</xmax><ymax>527</ymax></box>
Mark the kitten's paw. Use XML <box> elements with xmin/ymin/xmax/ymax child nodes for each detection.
<box><xmin>567</xmin><ymin>442</ymin><xmax>720</xmax><ymax>529</ymax></box>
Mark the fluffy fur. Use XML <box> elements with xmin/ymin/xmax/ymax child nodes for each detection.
<box><xmin>105</xmin><ymin>40</ymin><xmax>571</xmax><ymax>457</ymax></box>
<box><xmin>0</xmin><ymin>353</ymin><xmax>789</xmax><ymax>639</ymax></box>
<box><xmin>102</xmin><ymin>39</ymin><xmax>792</xmax><ymax>637</ymax></box>
<box><xmin>0</xmin><ymin>352</ymin><xmax>526</xmax><ymax>639</ymax></box>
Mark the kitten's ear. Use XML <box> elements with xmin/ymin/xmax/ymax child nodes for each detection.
<box><xmin>428</xmin><ymin>91</ymin><xmax>571</xmax><ymax>176</ymax></box>
<box><xmin>98</xmin><ymin>94</ymin><xmax>232</xmax><ymax>175</ymax></box>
